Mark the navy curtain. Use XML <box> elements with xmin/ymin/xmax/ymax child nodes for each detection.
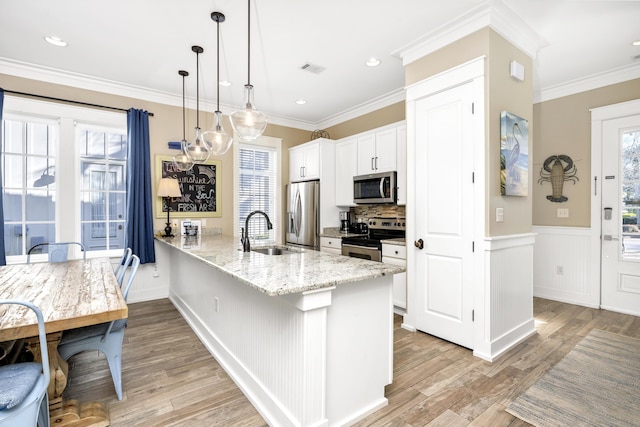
<box><xmin>0</xmin><ymin>89</ymin><xmax>6</xmax><ymax>265</ymax></box>
<box><xmin>125</xmin><ymin>109</ymin><xmax>155</xmax><ymax>264</ymax></box>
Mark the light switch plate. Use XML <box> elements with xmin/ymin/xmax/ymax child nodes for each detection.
<box><xmin>557</xmin><ymin>208</ymin><xmax>569</xmax><ymax>218</ymax></box>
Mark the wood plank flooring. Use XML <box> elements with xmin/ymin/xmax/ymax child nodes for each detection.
<box><xmin>63</xmin><ymin>298</ymin><xmax>640</xmax><ymax>426</ymax></box>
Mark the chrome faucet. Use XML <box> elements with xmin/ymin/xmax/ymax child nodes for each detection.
<box><xmin>241</xmin><ymin>210</ymin><xmax>273</xmax><ymax>252</ymax></box>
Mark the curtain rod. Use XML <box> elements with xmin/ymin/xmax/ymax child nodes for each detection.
<box><xmin>3</xmin><ymin>89</ymin><xmax>154</xmax><ymax>117</ymax></box>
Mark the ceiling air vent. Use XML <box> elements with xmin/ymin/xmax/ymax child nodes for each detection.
<box><xmin>300</xmin><ymin>62</ymin><xmax>326</xmax><ymax>74</ymax></box>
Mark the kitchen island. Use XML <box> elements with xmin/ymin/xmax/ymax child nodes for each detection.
<box><xmin>155</xmin><ymin>234</ymin><xmax>404</xmax><ymax>427</ymax></box>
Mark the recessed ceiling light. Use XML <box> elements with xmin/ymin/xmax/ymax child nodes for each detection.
<box><xmin>366</xmin><ymin>58</ymin><xmax>381</xmax><ymax>67</ymax></box>
<box><xmin>44</xmin><ymin>36</ymin><xmax>68</xmax><ymax>47</ymax></box>
<box><xmin>296</xmin><ymin>99</ymin><xmax>307</xmax><ymax>105</ymax></box>
<box><xmin>633</xmin><ymin>40</ymin><xmax>640</xmax><ymax>46</ymax></box>
<box><xmin>219</xmin><ymin>80</ymin><xmax>231</xmax><ymax>87</ymax></box>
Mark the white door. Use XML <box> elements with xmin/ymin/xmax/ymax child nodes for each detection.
<box><xmin>601</xmin><ymin>114</ymin><xmax>640</xmax><ymax>316</ymax></box>
<box><xmin>413</xmin><ymin>82</ymin><xmax>474</xmax><ymax>349</ymax></box>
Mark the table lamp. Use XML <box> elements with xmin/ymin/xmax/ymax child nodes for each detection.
<box><xmin>158</xmin><ymin>178</ymin><xmax>182</xmax><ymax>237</ymax></box>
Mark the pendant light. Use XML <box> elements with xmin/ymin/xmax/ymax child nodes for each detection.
<box><xmin>202</xmin><ymin>11</ymin><xmax>233</xmax><ymax>155</ymax></box>
<box><xmin>230</xmin><ymin>0</ymin><xmax>267</xmax><ymax>141</ymax></box>
<box><xmin>173</xmin><ymin>70</ymin><xmax>195</xmax><ymax>172</ymax></box>
<box><xmin>186</xmin><ymin>45</ymin><xmax>211</xmax><ymax>162</ymax></box>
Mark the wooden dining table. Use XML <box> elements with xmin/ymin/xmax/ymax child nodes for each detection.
<box><xmin>0</xmin><ymin>257</ymin><xmax>127</xmax><ymax>427</ymax></box>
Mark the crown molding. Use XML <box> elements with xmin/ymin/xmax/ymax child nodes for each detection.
<box><xmin>394</xmin><ymin>0</ymin><xmax>544</xmax><ymax>66</ymax></box>
<box><xmin>534</xmin><ymin>62</ymin><xmax>640</xmax><ymax>104</ymax></box>
<box><xmin>314</xmin><ymin>88</ymin><xmax>406</xmax><ymax>131</ymax></box>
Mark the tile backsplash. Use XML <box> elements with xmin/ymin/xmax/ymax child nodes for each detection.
<box><xmin>350</xmin><ymin>205</ymin><xmax>406</xmax><ymax>222</ymax></box>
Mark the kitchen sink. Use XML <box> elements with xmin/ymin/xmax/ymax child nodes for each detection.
<box><xmin>252</xmin><ymin>246</ymin><xmax>298</xmax><ymax>256</ymax></box>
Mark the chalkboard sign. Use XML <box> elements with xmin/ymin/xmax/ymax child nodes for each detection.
<box><xmin>155</xmin><ymin>155</ymin><xmax>222</xmax><ymax>218</ymax></box>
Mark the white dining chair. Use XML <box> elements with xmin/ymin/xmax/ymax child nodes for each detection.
<box><xmin>26</xmin><ymin>242</ymin><xmax>86</xmax><ymax>264</ymax></box>
<box><xmin>0</xmin><ymin>300</ymin><xmax>50</xmax><ymax>427</ymax></box>
<box><xmin>57</xmin><ymin>254</ymin><xmax>140</xmax><ymax>401</ymax></box>
<box><xmin>114</xmin><ymin>247</ymin><xmax>132</xmax><ymax>286</ymax></box>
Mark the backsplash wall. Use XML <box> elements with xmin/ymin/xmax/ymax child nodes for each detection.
<box><xmin>350</xmin><ymin>205</ymin><xmax>406</xmax><ymax>222</ymax></box>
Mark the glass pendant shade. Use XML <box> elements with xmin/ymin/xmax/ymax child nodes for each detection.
<box><xmin>203</xmin><ymin>111</ymin><xmax>233</xmax><ymax>155</ymax></box>
<box><xmin>186</xmin><ymin>126</ymin><xmax>210</xmax><ymax>162</ymax></box>
<box><xmin>230</xmin><ymin>84</ymin><xmax>268</xmax><ymax>141</ymax></box>
<box><xmin>173</xmin><ymin>140</ymin><xmax>194</xmax><ymax>171</ymax></box>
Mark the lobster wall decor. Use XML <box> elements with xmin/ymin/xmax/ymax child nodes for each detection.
<box><xmin>538</xmin><ymin>155</ymin><xmax>578</xmax><ymax>202</ymax></box>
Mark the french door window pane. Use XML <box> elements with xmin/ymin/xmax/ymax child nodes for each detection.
<box><xmin>25</xmin><ymin>190</ymin><xmax>55</xmax><ymax>221</ymax></box>
<box><xmin>3</xmin><ymin>154</ymin><xmax>23</xmax><ymax>188</ymax></box>
<box><xmin>3</xmin><ymin>121</ymin><xmax>23</xmax><ymax>153</ymax></box>
<box><xmin>622</xmin><ymin>129</ymin><xmax>640</xmax><ymax>259</ymax></box>
<box><xmin>26</xmin><ymin>122</ymin><xmax>55</xmax><ymax>156</ymax></box>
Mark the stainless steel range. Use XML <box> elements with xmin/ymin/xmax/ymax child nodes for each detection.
<box><xmin>341</xmin><ymin>217</ymin><xmax>406</xmax><ymax>262</ymax></box>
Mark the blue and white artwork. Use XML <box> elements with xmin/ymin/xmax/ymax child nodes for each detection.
<box><xmin>500</xmin><ymin>111</ymin><xmax>529</xmax><ymax>196</ymax></box>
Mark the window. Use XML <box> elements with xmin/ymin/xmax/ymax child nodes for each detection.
<box><xmin>2</xmin><ymin>117</ymin><xmax>58</xmax><ymax>256</ymax></box>
<box><xmin>236</xmin><ymin>141</ymin><xmax>279</xmax><ymax>243</ymax></box>
<box><xmin>78</xmin><ymin>126</ymin><xmax>127</xmax><ymax>251</ymax></box>
<box><xmin>1</xmin><ymin>96</ymin><xmax>127</xmax><ymax>262</ymax></box>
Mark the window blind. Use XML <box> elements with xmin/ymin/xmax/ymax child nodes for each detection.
<box><xmin>238</xmin><ymin>144</ymin><xmax>277</xmax><ymax>241</ymax></box>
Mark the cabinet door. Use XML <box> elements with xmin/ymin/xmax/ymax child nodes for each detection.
<box><xmin>396</xmin><ymin>125</ymin><xmax>407</xmax><ymax>205</ymax></box>
<box><xmin>289</xmin><ymin>146</ymin><xmax>305</xmax><ymax>182</ymax></box>
<box><xmin>302</xmin><ymin>142</ymin><xmax>320</xmax><ymax>180</ymax></box>
<box><xmin>382</xmin><ymin>250</ymin><xmax>406</xmax><ymax>309</ymax></box>
<box><xmin>335</xmin><ymin>138</ymin><xmax>357</xmax><ymax>206</ymax></box>
<box><xmin>374</xmin><ymin>128</ymin><xmax>397</xmax><ymax>173</ymax></box>
<box><xmin>356</xmin><ymin>133</ymin><xmax>376</xmax><ymax>175</ymax></box>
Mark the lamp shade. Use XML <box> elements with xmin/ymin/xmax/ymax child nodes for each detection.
<box><xmin>157</xmin><ymin>178</ymin><xmax>182</xmax><ymax>198</ymax></box>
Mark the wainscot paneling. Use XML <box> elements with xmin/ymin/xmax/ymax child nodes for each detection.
<box><xmin>532</xmin><ymin>226</ymin><xmax>598</xmax><ymax>308</ymax></box>
<box><xmin>473</xmin><ymin>233</ymin><xmax>537</xmax><ymax>362</ymax></box>
<box><xmin>116</xmin><ymin>242</ymin><xmax>171</xmax><ymax>303</ymax></box>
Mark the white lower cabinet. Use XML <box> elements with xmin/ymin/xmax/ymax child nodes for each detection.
<box><xmin>382</xmin><ymin>243</ymin><xmax>407</xmax><ymax>312</ymax></box>
<box><xmin>320</xmin><ymin>237</ymin><xmax>342</xmax><ymax>255</ymax></box>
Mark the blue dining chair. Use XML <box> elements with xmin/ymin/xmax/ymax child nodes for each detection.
<box><xmin>26</xmin><ymin>242</ymin><xmax>86</xmax><ymax>264</ymax></box>
<box><xmin>114</xmin><ymin>248</ymin><xmax>132</xmax><ymax>286</ymax></box>
<box><xmin>0</xmin><ymin>300</ymin><xmax>50</xmax><ymax>427</ymax></box>
<box><xmin>57</xmin><ymin>254</ymin><xmax>140</xmax><ymax>401</ymax></box>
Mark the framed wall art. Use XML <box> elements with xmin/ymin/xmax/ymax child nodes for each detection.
<box><xmin>500</xmin><ymin>111</ymin><xmax>529</xmax><ymax>196</ymax></box>
<box><xmin>155</xmin><ymin>155</ymin><xmax>222</xmax><ymax>218</ymax></box>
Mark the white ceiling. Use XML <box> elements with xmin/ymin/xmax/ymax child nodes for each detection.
<box><xmin>1</xmin><ymin>0</ymin><xmax>639</xmax><ymax>130</ymax></box>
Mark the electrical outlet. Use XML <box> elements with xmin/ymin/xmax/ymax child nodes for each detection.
<box><xmin>557</xmin><ymin>208</ymin><xmax>569</xmax><ymax>218</ymax></box>
<box><xmin>496</xmin><ymin>207</ymin><xmax>504</xmax><ymax>223</ymax></box>
<box><xmin>152</xmin><ymin>265</ymin><xmax>159</xmax><ymax>277</ymax></box>
<box><xmin>556</xmin><ymin>265</ymin><xmax>564</xmax><ymax>275</ymax></box>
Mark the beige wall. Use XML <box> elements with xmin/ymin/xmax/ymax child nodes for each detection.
<box><xmin>533</xmin><ymin>79</ymin><xmax>640</xmax><ymax>227</ymax></box>
<box><xmin>405</xmin><ymin>28</ymin><xmax>533</xmax><ymax>237</ymax></box>
<box><xmin>325</xmin><ymin>102</ymin><xmax>405</xmax><ymax>140</ymax></box>
<box><xmin>0</xmin><ymin>73</ymin><xmax>310</xmax><ymax>236</ymax></box>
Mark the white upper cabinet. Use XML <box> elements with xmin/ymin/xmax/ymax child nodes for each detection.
<box><xmin>289</xmin><ymin>140</ymin><xmax>320</xmax><ymax>182</ymax></box>
<box><xmin>335</xmin><ymin>137</ymin><xmax>357</xmax><ymax>206</ymax></box>
<box><xmin>356</xmin><ymin>127</ymin><xmax>397</xmax><ymax>175</ymax></box>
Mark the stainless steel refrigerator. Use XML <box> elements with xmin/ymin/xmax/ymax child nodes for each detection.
<box><xmin>286</xmin><ymin>180</ymin><xmax>320</xmax><ymax>249</ymax></box>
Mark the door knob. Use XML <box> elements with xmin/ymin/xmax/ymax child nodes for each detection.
<box><xmin>414</xmin><ymin>239</ymin><xmax>424</xmax><ymax>250</ymax></box>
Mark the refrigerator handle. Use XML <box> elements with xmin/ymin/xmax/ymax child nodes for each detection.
<box><xmin>295</xmin><ymin>190</ymin><xmax>302</xmax><ymax>237</ymax></box>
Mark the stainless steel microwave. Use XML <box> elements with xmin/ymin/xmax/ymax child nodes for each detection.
<box><xmin>353</xmin><ymin>171</ymin><xmax>396</xmax><ymax>204</ymax></box>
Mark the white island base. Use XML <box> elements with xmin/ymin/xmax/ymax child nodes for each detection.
<box><xmin>160</xmin><ymin>243</ymin><xmax>394</xmax><ymax>427</ymax></box>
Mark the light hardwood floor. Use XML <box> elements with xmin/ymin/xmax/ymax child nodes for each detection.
<box><xmin>63</xmin><ymin>298</ymin><xmax>640</xmax><ymax>426</ymax></box>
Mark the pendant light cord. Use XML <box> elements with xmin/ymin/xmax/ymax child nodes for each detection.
<box><xmin>196</xmin><ymin>50</ymin><xmax>200</xmax><ymax>128</ymax></box>
<box><xmin>216</xmin><ymin>17</ymin><xmax>221</xmax><ymax>112</ymax></box>
<box><xmin>247</xmin><ymin>0</ymin><xmax>251</xmax><ymax>86</ymax></box>
<box><xmin>182</xmin><ymin>73</ymin><xmax>186</xmax><ymax>140</ymax></box>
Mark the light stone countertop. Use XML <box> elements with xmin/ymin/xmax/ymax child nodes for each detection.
<box><xmin>319</xmin><ymin>227</ymin><xmax>365</xmax><ymax>239</ymax></box>
<box><xmin>156</xmin><ymin>234</ymin><xmax>405</xmax><ymax>296</ymax></box>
